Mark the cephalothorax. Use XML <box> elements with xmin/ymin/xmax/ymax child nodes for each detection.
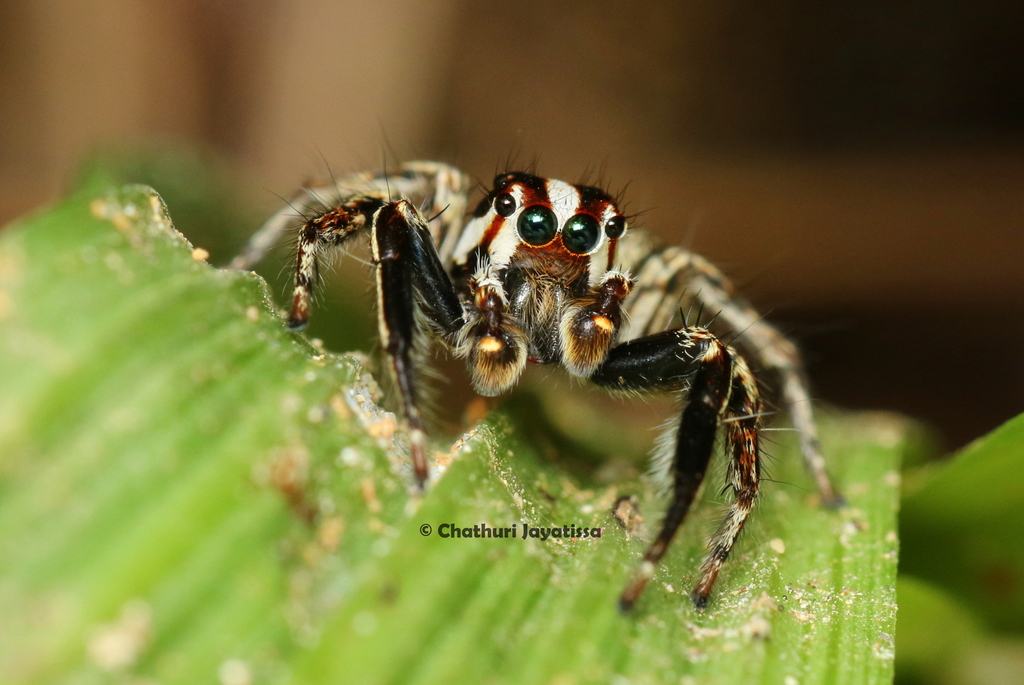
<box><xmin>233</xmin><ymin>161</ymin><xmax>840</xmax><ymax>611</ymax></box>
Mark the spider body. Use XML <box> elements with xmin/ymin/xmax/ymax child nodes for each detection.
<box><xmin>233</xmin><ymin>161</ymin><xmax>840</xmax><ymax>612</ymax></box>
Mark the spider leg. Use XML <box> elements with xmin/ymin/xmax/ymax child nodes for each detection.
<box><xmin>459</xmin><ymin>277</ymin><xmax>529</xmax><ymax>397</ymax></box>
<box><xmin>589</xmin><ymin>327</ymin><xmax>761</xmax><ymax>611</ymax></box>
<box><xmin>371</xmin><ymin>200</ymin><xmax>465</xmax><ymax>489</ymax></box>
<box><xmin>238</xmin><ymin>163</ymin><xmax>470</xmax><ymax>490</ymax></box>
<box><xmin>684</xmin><ymin>254</ymin><xmax>840</xmax><ymax>507</ymax></box>
<box><xmin>229</xmin><ymin>161</ymin><xmax>472</xmax><ymax>272</ymax></box>
<box><xmin>286</xmin><ymin>197</ymin><xmax>385</xmax><ymax>330</ymax></box>
<box><xmin>560</xmin><ymin>272</ymin><xmax>633</xmax><ymax>377</ymax></box>
<box><xmin>625</xmin><ymin>245</ymin><xmax>841</xmax><ymax>507</ymax></box>
<box><xmin>398</xmin><ymin>161</ymin><xmax>473</xmax><ymax>265</ymax></box>
<box><xmin>228</xmin><ymin>183</ymin><xmax>372</xmax><ymax>272</ymax></box>
<box><xmin>694</xmin><ymin>355</ymin><xmax>760</xmax><ymax>607</ymax></box>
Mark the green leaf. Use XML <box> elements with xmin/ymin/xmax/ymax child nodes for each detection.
<box><xmin>0</xmin><ymin>184</ymin><xmax>914</xmax><ymax>684</ymax></box>
<box><xmin>893</xmin><ymin>576</ymin><xmax>983</xmax><ymax>684</ymax></box>
<box><xmin>900</xmin><ymin>413</ymin><xmax>1024</xmax><ymax>632</ymax></box>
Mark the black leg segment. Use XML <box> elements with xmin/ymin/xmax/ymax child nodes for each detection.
<box><xmin>371</xmin><ymin>200</ymin><xmax>466</xmax><ymax>489</ymax></box>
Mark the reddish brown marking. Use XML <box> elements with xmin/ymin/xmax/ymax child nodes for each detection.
<box><xmin>479</xmin><ymin>214</ymin><xmax>506</xmax><ymax>253</ymax></box>
<box><xmin>479</xmin><ymin>175</ymin><xmax>552</xmax><ymax>254</ymax></box>
<box><xmin>593</xmin><ymin>275</ymin><xmax>631</xmax><ymax>324</ymax></box>
<box><xmin>290</xmin><ymin>292</ymin><xmax>308</xmax><ymax>321</ymax></box>
<box><xmin>692</xmin><ymin>567</ymin><xmax>721</xmax><ymax>604</ymax></box>
<box><xmin>606</xmin><ymin>238</ymin><xmax>618</xmax><ymax>270</ymax></box>
<box><xmin>474</xmin><ymin>289</ymin><xmax>508</xmax><ymax>340</ymax></box>
<box><xmin>519</xmin><ymin>236</ymin><xmax>590</xmax><ymax>261</ymax></box>
<box><xmin>576</xmin><ymin>189</ymin><xmax>613</xmax><ymax>218</ymax></box>
<box><xmin>515</xmin><ymin>175</ymin><xmax>550</xmax><ymax>207</ymax></box>
<box><xmin>619</xmin><ymin>574</ymin><xmax>652</xmax><ymax>613</ymax></box>
<box><xmin>512</xmin><ymin>241</ymin><xmax>591</xmax><ymax>284</ymax></box>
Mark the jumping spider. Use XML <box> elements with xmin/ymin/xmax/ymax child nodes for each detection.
<box><xmin>232</xmin><ymin>161</ymin><xmax>841</xmax><ymax>612</ymax></box>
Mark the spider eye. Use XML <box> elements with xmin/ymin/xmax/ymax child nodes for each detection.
<box><xmin>494</xmin><ymin>193</ymin><xmax>516</xmax><ymax>217</ymax></box>
<box><xmin>562</xmin><ymin>214</ymin><xmax>601</xmax><ymax>254</ymax></box>
<box><xmin>605</xmin><ymin>215</ymin><xmax>626</xmax><ymax>239</ymax></box>
<box><xmin>517</xmin><ymin>205</ymin><xmax>557</xmax><ymax>246</ymax></box>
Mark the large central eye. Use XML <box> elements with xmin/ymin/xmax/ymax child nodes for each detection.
<box><xmin>517</xmin><ymin>205</ymin><xmax>557</xmax><ymax>246</ymax></box>
<box><xmin>562</xmin><ymin>214</ymin><xmax>601</xmax><ymax>254</ymax></box>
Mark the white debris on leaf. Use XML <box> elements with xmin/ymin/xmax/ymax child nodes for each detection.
<box><xmin>218</xmin><ymin>659</ymin><xmax>253</xmax><ymax>685</ymax></box>
<box><xmin>317</xmin><ymin>516</ymin><xmax>345</xmax><ymax>551</ymax></box>
<box><xmin>90</xmin><ymin>185</ymin><xmax>189</xmax><ymax>255</ymax></box>
<box><xmin>340</xmin><ymin>363</ymin><xmax>444</xmax><ymax>489</ymax></box>
<box><xmin>361</xmin><ymin>476</ymin><xmax>382</xmax><ymax>513</ymax></box>
<box><xmin>741</xmin><ymin>615</ymin><xmax>772</xmax><ymax>640</ymax></box>
<box><xmin>872</xmin><ymin>633</ymin><xmax>896</xmax><ymax>660</ymax></box>
<box><xmin>839</xmin><ymin>508</ymin><xmax>870</xmax><ymax>547</ymax></box>
<box><xmin>338</xmin><ymin>446</ymin><xmax>370</xmax><ymax>469</ymax></box>
<box><xmin>345</xmin><ymin>379</ymin><xmax>398</xmax><ymax>446</ymax></box>
<box><xmin>86</xmin><ymin>599</ymin><xmax>152</xmax><ymax>671</ymax></box>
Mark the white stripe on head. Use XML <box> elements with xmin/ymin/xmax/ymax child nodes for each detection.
<box><xmin>451</xmin><ymin>185</ymin><xmax>527</xmax><ymax>270</ymax></box>
<box><xmin>585</xmin><ymin>199</ymin><xmax>624</xmax><ymax>286</ymax></box>
<box><xmin>486</xmin><ymin>184</ymin><xmax>524</xmax><ymax>270</ymax></box>
<box><xmin>545</xmin><ymin>179</ymin><xmax>581</xmax><ymax>225</ymax></box>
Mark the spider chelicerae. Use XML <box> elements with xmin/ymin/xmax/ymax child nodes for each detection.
<box><xmin>231</xmin><ymin>161</ymin><xmax>841</xmax><ymax>612</ymax></box>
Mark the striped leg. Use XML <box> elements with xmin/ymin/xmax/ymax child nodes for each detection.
<box><xmin>230</xmin><ymin>161</ymin><xmax>471</xmax><ymax>272</ymax></box>
<box><xmin>623</xmin><ymin>245</ymin><xmax>841</xmax><ymax>507</ymax></box>
<box><xmin>229</xmin><ymin>184</ymin><xmax>382</xmax><ymax>273</ymax></box>
<box><xmin>590</xmin><ymin>327</ymin><xmax>762</xmax><ymax>611</ymax></box>
<box><xmin>285</xmin><ymin>197</ymin><xmax>385</xmax><ymax>330</ymax></box>
<box><xmin>692</xmin><ymin>356</ymin><xmax>761</xmax><ymax>607</ymax></box>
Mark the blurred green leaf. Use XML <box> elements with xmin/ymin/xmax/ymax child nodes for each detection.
<box><xmin>900</xmin><ymin>413</ymin><xmax>1024</xmax><ymax>631</ymax></box>
<box><xmin>77</xmin><ymin>142</ymin><xmax>265</xmax><ymax>260</ymax></box>
<box><xmin>0</xmin><ymin>183</ymin><xmax>915</xmax><ymax>684</ymax></box>
<box><xmin>894</xmin><ymin>576</ymin><xmax>983</xmax><ymax>684</ymax></box>
<box><xmin>78</xmin><ymin>144</ymin><xmax>380</xmax><ymax>355</ymax></box>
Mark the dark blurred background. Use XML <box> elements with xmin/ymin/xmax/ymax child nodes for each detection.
<box><xmin>1</xmin><ymin>0</ymin><xmax>1022</xmax><ymax>451</ymax></box>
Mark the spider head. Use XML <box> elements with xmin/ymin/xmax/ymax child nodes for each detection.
<box><xmin>453</xmin><ymin>172</ymin><xmax>629</xmax><ymax>287</ymax></box>
<box><xmin>475</xmin><ymin>172</ymin><xmax>627</xmax><ymax>259</ymax></box>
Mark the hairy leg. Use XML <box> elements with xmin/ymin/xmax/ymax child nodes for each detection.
<box><xmin>623</xmin><ymin>244</ymin><xmax>840</xmax><ymax>506</ymax></box>
<box><xmin>589</xmin><ymin>327</ymin><xmax>762</xmax><ymax>611</ymax></box>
